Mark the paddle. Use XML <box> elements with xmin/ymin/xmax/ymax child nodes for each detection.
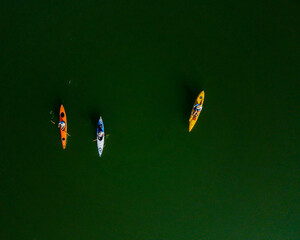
<box><xmin>51</xmin><ymin>120</ymin><xmax>71</xmax><ymax>137</ymax></box>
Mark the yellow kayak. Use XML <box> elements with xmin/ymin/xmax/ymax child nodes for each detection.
<box><xmin>189</xmin><ymin>91</ymin><xmax>205</xmax><ymax>132</ymax></box>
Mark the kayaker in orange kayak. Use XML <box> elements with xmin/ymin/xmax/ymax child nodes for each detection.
<box><xmin>58</xmin><ymin>112</ymin><xmax>66</xmax><ymax>131</ymax></box>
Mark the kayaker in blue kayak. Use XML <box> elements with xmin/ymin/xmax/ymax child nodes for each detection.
<box><xmin>98</xmin><ymin>124</ymin><xmax>104</xmax><ymax>132</ymax></box>
<box><xmin>97</xmin><ymin>124</ymin><xmax>104</xmax><ymax>141</ymax></box>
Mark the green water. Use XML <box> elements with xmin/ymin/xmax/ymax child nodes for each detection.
<box><xmin>1</xmin><ymin>1</ymin><xmax>299</xmax><ymax>239</ymax></box>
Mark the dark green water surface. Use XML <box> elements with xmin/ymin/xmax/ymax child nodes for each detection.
<box><xmin>0</xmin><ymin>1</ymin><xmax>299</xmax><ymax>239</ymax></box>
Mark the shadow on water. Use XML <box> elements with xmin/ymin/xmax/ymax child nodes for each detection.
<box><xmin>88</xmin><ymin>110</ymin><xmax>101</xmax><ymax>136</ymax></box>
<box><xmin>49</xmin><ymin>97</ymin><xmax>63</xmax><ymax>122</ymax></box>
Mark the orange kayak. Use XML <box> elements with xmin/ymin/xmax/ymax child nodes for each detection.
<box><xmin>59</xmin><ymin>105</ymin><xmax>67</xmax><ymax>149</ymax></box>
<box><xmin>189</xmin><ymin>91</ymin><xmax>205</xmax><ymax>132</ymax></box>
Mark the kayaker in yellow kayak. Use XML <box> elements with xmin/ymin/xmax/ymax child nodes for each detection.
<box><xmin>192</xmin><ymin>103</ymin><xmax>203</xmax><ymax>118</ymax></box>
<box><xmin>189</xmin><ymin>91</ymin><xmax>205</xmax><ymax>132</ymax></box>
